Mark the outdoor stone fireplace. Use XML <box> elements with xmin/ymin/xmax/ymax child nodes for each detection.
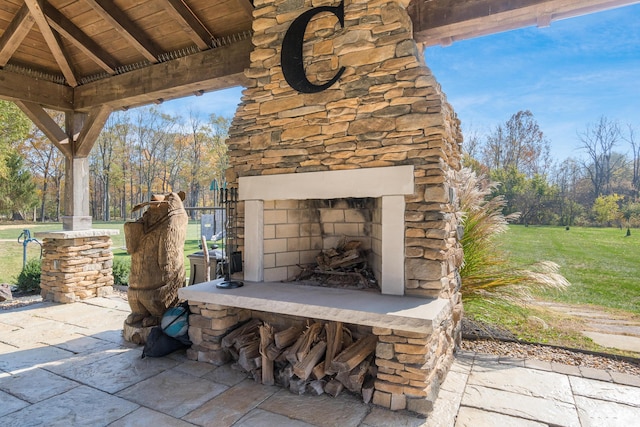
<box><xmin>180</xmin><ymin>0</ymin><xmax>464</xmax><ymax>415</ymax></box>
<box><xmin>240</xmin><ymin>165</ymin><xmax>412</xmax><ymax>294</ymax></box>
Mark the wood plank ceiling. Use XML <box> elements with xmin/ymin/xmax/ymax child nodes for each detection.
<box><xmin>0</xmin><ymin>0</ymin><xmax>637</xmax><ymax>113</ymax></box>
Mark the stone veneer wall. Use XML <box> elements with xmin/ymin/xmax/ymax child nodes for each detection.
<box><xmin>40</xmin><ymin>235</ymin><xmax>115</xmax><ymax>303</ymax></box>
<box><xmin>187</xmin><ymin>301</ymin><xmax>455</xmax><ymax>415</ymax></box>
<box><xmin>226</xmin><ymin>0</ymin><xmax>464</xmax><ymax>302</ymax></box>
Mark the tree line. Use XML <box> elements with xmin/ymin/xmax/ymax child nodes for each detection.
<box><xmin>465</xmin><ymin>110</ymin><xmax>640</xmax><ymax>229</ymax></box>
<box><xmin>0</xmin><ymin>100</ymin><xmax>230</xmax><ymax>221</ymax></box>
<box><xmin>1</xmin><ymin>100</ymin><xmax>638</xmax><ymax>229</ymax></box>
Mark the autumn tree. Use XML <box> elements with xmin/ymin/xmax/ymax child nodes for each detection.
<box><xmin>578</xmin><ymin>116</ymin><xmax>625</xmax><ymax>199</ymax></box>
<box><xmin>0</xmin><ymin>152</ymin><xmax>38</xmax><ymax>219</ymax></box>
<box><xmin>625</xmin><ymin>124</ymin><xmax>640</xmax><ymax>199</ymax></box>
<box><xmin>0</xmin><ymin>100</ymin><xmax>30</xmax><ymax>179</ymax></box>
<box><xmin>481</xmin><ymin>110</ymin><xmax>552</xmax><ymax>178</ymax></box>
<box><xmin>592</xmin><ymin>194</ymin><xmax>623</xmax><ymax>226</ymax></box>
<box><xmin>131</xmin><ymin>106</ymin><xmax>179</xmax><ymax>205</ymax></box>
<box><xmin>21</xmin><ymin>120</ymin><xmax>65</xmax><ymax>222</ymax></box>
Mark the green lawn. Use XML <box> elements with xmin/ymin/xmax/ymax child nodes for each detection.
<box><xmin>460</xmin><ymin>224</ymin><xmax>640</xmax><ymax>355</ymax></box>
<box><xmin>0</xmin><ymin>221</ymin><xmax>216</xmax><ymax>284</ymax></box>
<box><xmin>500</xmin><ymin>225</ymin><xmax>640</xmax><ymax>315</ymax></box>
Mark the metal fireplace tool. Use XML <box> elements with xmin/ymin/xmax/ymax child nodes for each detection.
<box><xmin>216</xmin><ymin>187</ymin><xmax>243</xmax><ymax>289</ymax></box>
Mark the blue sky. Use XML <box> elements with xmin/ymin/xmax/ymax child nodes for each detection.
<box><xmin>161</xmin><ymin>3</ymin><xmax>640</xmax><ymax>162</ymax></box>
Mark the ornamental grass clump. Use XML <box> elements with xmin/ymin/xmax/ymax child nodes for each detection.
<box><xmin>452</xmin><ymin>167</ymin><xmax>570</xmax><ymax>301</ymax></box>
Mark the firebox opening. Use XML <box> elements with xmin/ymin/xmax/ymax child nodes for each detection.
<box><xmin>262</xmin><ymin>197</ymin><xmax>382</xmax><ymax>290</ymax></box>
<box><xmin>287</xmin><ymin>197</ymin><xmax>380</xmax><ymax>290</ymax></box>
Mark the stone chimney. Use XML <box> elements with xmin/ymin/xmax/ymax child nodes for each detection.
<box><xmin>226</xmin><ymin>0</ymin><xmax>463</xmax><ymax>306</ymax></box>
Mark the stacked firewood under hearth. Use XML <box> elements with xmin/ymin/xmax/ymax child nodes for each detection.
<box><xmin>221</xmin><ymin>318</ymin><xmax>378</xmax><ymax>401</ymax></box>
<box><xmin>295</xmin><ymin>240</ymin><xmax>378</xmax><ymax>290</ymax></box>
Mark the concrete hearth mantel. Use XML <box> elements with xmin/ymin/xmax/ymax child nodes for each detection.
<box><xmin>179</xmin><ymin>280</ymin><xmax>451</xmax><ymax>333</ymax></box>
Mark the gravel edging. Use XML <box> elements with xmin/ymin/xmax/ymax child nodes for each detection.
<box><xmin>462</xmin><ymin>338</ymin><xmax>640</xmax><ymax>376</ymax></box>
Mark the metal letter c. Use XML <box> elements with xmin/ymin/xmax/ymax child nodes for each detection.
<box><xmin>281</xmin><ymin>1</ymin><xmax>345</xmax><ymax>93</ymax></box>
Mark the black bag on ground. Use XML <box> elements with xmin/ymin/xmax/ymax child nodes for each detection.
<box><xmin>141</xmin><ymin>326</ymin><xmax>190</xmax><ymax>358</ymax></box>
<box><xmin>141</xmin><ymin>302</ymin><xmax>192</xmax><ymax>358</ymax></box>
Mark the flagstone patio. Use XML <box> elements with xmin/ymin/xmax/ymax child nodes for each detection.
<box><xmin>1</xmin><ymin>297</ymin><xmax>639</xmax><ymax>426</ymax></box>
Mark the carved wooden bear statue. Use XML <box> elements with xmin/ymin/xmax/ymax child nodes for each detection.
<box><xmin>124</xmin><ymin>191</ymin><xmax>188</xmax><ymax>328</ymax></box>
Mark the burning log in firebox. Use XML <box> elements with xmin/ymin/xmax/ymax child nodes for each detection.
<box><xmin>294</xmin><ymin>239</ymin><xmax>378</xmax><ymax>290</ymax></box>
<box><xmin>221</xmin><ymin>319</ymin><xmax>378</xmax><ymax>401</ymax></box>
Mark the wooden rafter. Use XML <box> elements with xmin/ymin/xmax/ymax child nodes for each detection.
<box><xmin>24</xmin><ymin>0</ymin><xmax>77</xmax><ymax>87</ymax></box>
<box><xmin>74</xmin><ymin>38</ymin><xmax>252</xmax><ymax>111</ymax></box>
<box><xmin>15</xmin><ymin>101</ymin><xmax>71</xmax><ymax>157</ymax></box>
<box><xmin>160</xmin><ymin>0</ymin><xmax>213</xmax><ymax>50</ymax></box>
<box><xmin>412</xmin><ymin>0</ymin><xmax>640</xmax><ymax>46</ymax></box>
<box><xmin>42</xmin><ymin>0</ymin><xmax>119</xmax><ymax>74</ymax></box>
<box><xmin>84</xmin><ymin>0</ymin><xmax>163</xmax><ymax>63</ymax></box>
<box><xmin>0</xmin><ymin>4</ymin><xmax>35</xmax><ymax>66</ymax></box>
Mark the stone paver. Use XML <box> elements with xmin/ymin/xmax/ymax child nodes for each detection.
<box><xmin>570</xmin><ymin>376</ymin><xmax>640</xmax><ymax>407</ymax></box>
<box><xmin>455</xmin><ymin>406</ymin><xmax>547</xmax><ymax>427</ymax></box>
<box><xmin>116</xmin><ymin>369</ymin><xmax>229</xmax><ymax>418</ymax></box>
<box><xmin>574</xmin><ymin>395</ymin><xmax>640</xmax><ymax>427</ymax></box>
<box><xmin>469</xmin><ymin>360</ymin><xmax>574</xmax><ymax>403</ymax></box>
<box><xmin>258</xmin><ymin>389</ymin><xmax>371</xmax><ymax>427</ymax></box>
<box><xmin>0</xmin><ymin>385</ymin><xmax>139</xmax><ymax>427</ymax></box>
<box><xmin>1</xmin><ymin>298</ymin><xmax>639</xmax><ymax>427</ymax></box>
<box><xmin>45</xmin><ymin>348</ymin><xmax>180</xmax><ymax>394</ymax></box>
<box><xmin>182</xmin><ymin>379</ymin><xmax>279</xmax><ymax>426</ymax></box>
<box><xmin>0</xmin><ymin>367</ymin><xmax>78</xmax><ymax>403</ymax></box>
<box><xmin>461</xmin><ymin>384</ymin><xmax>581</xmax><ymax>426</ymax></box>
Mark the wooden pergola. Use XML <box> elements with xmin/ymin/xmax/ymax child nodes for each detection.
<box><xmin>0</xmin><ymin>0</ymin><xmax>636</xmax><ymax>230</ymax></box>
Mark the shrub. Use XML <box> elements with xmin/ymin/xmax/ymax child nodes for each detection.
<box><xmin>112</xmin><ymin>258</ymin><xmax>130</xmax><ymax>286</ymax></box>
<box><xmin>15</xmin><ymin>258</ymin><xmax>41</xmax><ymax>293</ymax></box>
<box><xmin>451</xmin><ymin>167</ymin><xmax>570</xmax><ymax>301</ymax></box>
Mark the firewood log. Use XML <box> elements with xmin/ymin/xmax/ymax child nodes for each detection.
<box><xmin>237</xmin><ymin>341</ymin><xmax>260</xmax><ymax>372</ymax></box>
<box><xmin>308</xmin><ymin>380</ymin><xmax>325</xmax><ymax>395</ymax></box>
<box><xmin>283</xmin><ymin>334</ymin><xmax>306</xmax><ymax>365</ymax></box>
<box><xmin>259</xmin><ymin>324</ymin><xmax>275</xmax><ymax>386</ymax></box>
<box><xmin>295</xmin><ymin>322</ymin><xmax>323</xmax><ymax>362</ymax></box>
<box><xmin>361</xmin><ymin>375</ymin><xmax>375</xmax><ymax>404</ymax></box>
<box><xmin>289</xmin><ymin>378</ymin><xmax>308</xmax><ymax>395</ymax></box>
<box><xmin>311</xmin><ymin>361</ymin><xmax>325</xmax><ymax>380</ymax></box>
<box><xmin>324</xmin><ymin>322</ymin><xmax>343</xmax><ymax>376</ymax></box>
<box><xmin>324</xmin><ymin>378</ymin><xmax>344</xmax><ymax>397</ymax></box>
<box><xmin>293</xmin><ymin>341</ymin><xmax>327</xmax><ymax>380</ymax></box>
<box><xmin>274</xmin><ymin>326</ymin><xmax>303</xmax><ymax>349</ymax></box>
<box><xmin>330</xmin><ymin>335</ymin><xmax>377</xmax><ymax>373</ymax></box>
<box><xmin>222</xmin><ymin>318</ymin><xmax>262</xmax><ymax>349</ymax></box>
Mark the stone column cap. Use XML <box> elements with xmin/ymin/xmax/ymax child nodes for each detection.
<box><xmin>35</xmin><ymin>229</ymin><xmax>120</xmax><ymax>239</ymax></box>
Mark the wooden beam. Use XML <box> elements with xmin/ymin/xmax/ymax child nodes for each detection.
<box><xmin>160</xmin><ymin>0</ymin><xmax>213</xmax><ymax>50</ymax></box>
<box><xmin>411</xmin><ymin>0</ymin><xmax>640</xmax><ymax>46</ymax></box>
<box><xmin>24</xmin><ymin>0</ymin><xmax>77</xmax><ymax>87</ymax></box>
<box><xmin>0</xmin><ymin>4</ymin><xmax>36</xmax><ymax>66</ymax></box>
<box><xmin>74</xmin><ymin>38</ymin><xmax>252</xmax><ymax>111</ymax></box>
<box><xmin>15</xmin><ymin>101</ymin><xmax>71</xmax><ymax>157</ymax></box>
<box><xmin>84</xmin><ymin>0</ymin><xmax>163</xmax><ymax>63</ymax></box>
<box><xmin>43</xmin><ymin>0</ymin><xmax>119</xmax><ymax>74</ymax></box>
<box><xmin>236</xmin><ymin>0</ymin><xmax>255</xmax><ymax>20</ymax></box>
<box><xmin>74</xmin><ymin>104</ymin><xmax>112</xmax><ymax>157</ymax></box>
<box><xmin>0</xmin><ymin>68</ymin><xmax>73</xmax><ymax>111</ymax></box>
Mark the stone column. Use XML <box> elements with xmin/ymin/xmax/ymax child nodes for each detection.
<box><xmin>36</xmin><ymin>229</ymin><xmax>120</xmax><ymax>303</ymax></box>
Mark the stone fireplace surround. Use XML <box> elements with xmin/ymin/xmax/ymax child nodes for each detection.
<box><xmin>240</xmin><ymin>165</ymin><xmax>413</xmax><ymax>295</ymax></box>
